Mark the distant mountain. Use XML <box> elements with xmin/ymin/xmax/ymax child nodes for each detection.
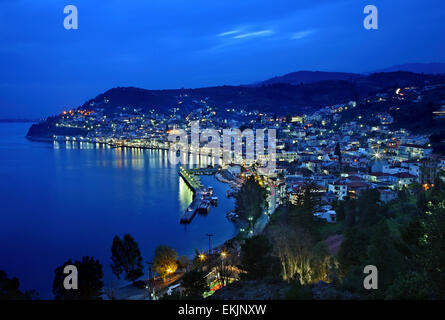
<box><xmin>373</xmin><ymin>63</ymin><xmax>445</xmax><ymax>75</ymax></box>
<box><xmin>79</xmin><ymin>72</ymin><xmax>440</xmax><ymax>116</ymax></box>
<box><xmin>253</xmin><ymin>71</ymin><xmax>363</xmax><ymax>86</ymax></box>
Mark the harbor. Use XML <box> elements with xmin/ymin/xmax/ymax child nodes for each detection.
<box><xmin>178</xmin><ymin>166</ymin><xmax>218</xmax><ymax>224</ymax></box>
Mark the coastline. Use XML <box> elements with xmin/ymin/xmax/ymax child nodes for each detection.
<box><xmin>1</xmin><ymin>122</ymin><xmax>238</xmax><ymax>298</ymax></box>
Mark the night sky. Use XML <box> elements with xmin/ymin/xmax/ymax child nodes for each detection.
<box><xmin>0</xmin><ymin>0</ymin><xmax>444</xmax><ymax>118</ymax></box>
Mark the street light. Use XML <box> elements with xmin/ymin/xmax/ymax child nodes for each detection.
<box><xmin>221</xmin><ymin>251</ymin><xmax>227</xmax><ymax>258</ymax></box>
<box><xmin>199</xmin><ymin>253</ymin><xmax>206</xmax><ymax>261</ymax></box>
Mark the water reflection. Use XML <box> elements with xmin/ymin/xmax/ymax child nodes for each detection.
<box><xmin>0</xmin><ymin>123</ymin><xmax>238</xmax><ymax>298</ymax></box>
<box><xmin>178</xmin><ymin>177</ymin><xmax>193</xmax><ymax>212</ymax></box>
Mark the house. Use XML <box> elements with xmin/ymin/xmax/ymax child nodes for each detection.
<box><xmin>328</xmin><ymin>182</ymin><xmax>348</xmax><ymax>200</ymax></box>
<box><xmin>401</xmin><ymin>160</ymin><xmax>421</xmax><ymax>181</ymax></box>
<box><xmin>390</xmin><ymin>172</ymin><xmax>417</xmax><ymax>189</ymax></box>
<box><xmin>378</xmin><ymin>189</ymin><xmax>398</xmax><ymax>203</ymax></box>
<box><xmin>277</xmin><ymin>151</ymin><xmax>299</xmax><ymax>163</ymax></box>
<box><xmin>314</xmin><ymin>208</ymin><xmax>337</xmax><ymax>223</ymax></box>
<box><xmin>303</xmin><ymin>160</ymin><xmax>323</xmax><ymax>173</ymax></box>
<box><xmin>399</xmin><ymin>144</ymin><xmax>433</xmax><ymax>160</ymax></box>
<box><xmin>419</xmin><ymin>159</ymin><xmax>439</xmax><ymax>185</ymax></box>
<box><xmin>227</xmin><ymin>164</ymin><xmax>242</xmax><ymax>177</ymax></box>
<box><xmin>347</xmin><ymin>181</ymin><xmax>369</xmax><ymax>199</ymax></box>
<box><xmin>367</xmin><ymin>172</ymin><xmax>390</xmax><ymax>183</ymax></box>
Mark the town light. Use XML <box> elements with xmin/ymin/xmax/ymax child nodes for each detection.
<box><xmin>221</xmin><ymin>251</ymin><xmax>227</xmax><ymax>258</ymax></box>
<box><xmin>199</xmin><ymin>253</ymin><xmax>206</xmax><ymax>261</ymax></box>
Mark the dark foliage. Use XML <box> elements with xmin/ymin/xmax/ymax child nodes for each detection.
<box><xmin>53</xmin><ymin>256</ymin><xmax>103</xmax><ymax>300</ymax></box>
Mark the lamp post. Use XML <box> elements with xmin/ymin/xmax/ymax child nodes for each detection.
<box><xmin>206</xmin><ymin>233</ymin><xmax>214</xmax><ymax>254</ymax></box>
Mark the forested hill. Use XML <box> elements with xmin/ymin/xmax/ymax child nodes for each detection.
<box><xmin>81</xmin><ymin>72</ymin><xmax>445</xmax><ymax>116</ymax></box>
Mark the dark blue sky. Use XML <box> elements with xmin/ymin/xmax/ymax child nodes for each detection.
<box><xmin>0</xmin><ymin>0</ymin><xmax>444</xmax><ymax>118</ymax></box>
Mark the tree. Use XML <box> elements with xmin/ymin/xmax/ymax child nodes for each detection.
<box><xmin>335</xmin><ymin>200</ymin><xmax>346</xmax><ymax>221</ymax></box>
<box><xmin>177</xmin><ymin>255</ymin><xmax>190</xmax><ymax>272</ymax></box>
<box><xmin>110</xmin><ymin>235</ymin><xmax>124</xmax><ymax>279</ymax></box>
<box><xmin>344</xmin><ymin>198</ymin><xmax>357</xmax><ymax>227</ymax></box>
<box><xmin>214</xmin><ymin>253</ymin><xmax>237</xmax><ymax>288</ymax></box>
<box><xmin>0</xmin><ymin>270</ymin><xmax>38</xmax><ymax>300</ymax></box>
<box><xmin>422</xmin><ymin>200</ymin><xmax>445</xmax><ymax>298</ymax></box>
<box><xmin>284</xmin><ymin>280</ymin><xmax>313</xmax><ymax>300</ymax></box>
<box><xmin>365</xmin><ymin>221</ymin><xmax>403</xmax><ymax>295</ymax></box>
<box><xmin>153</xmin><ymin>245</ymin><xmax>178</xmax><ymax>279</ymax></box>
<box><xmin>355</xmin><ymin>189</ymin><xmax>384</xmax><ymax>227</ymax></box>
<box><xmin>289</xmin><ymin>182</ymin><xmax>319</xmax><ymax>231</ymax></box>
<box><xmin>416</xmin><ymin>190</ymin><xmax>428</xmax><ymax>215</ymax></box>
<box><xmin>385</xmin><ymin>271</ymin><xmax>430</xmax><ymax>300</ymax></box>
<box><xmin>53</xmin><ymin>256</ymin><xmax>103</xmax><ymax>300</ymax></box>
<box><xmin>240</xmin><ymin>235</ymin><xmax>280</xmax><ymax>280</ymax></box>
<box><xmin>270</xmin><ymin>224</ymin><xmax>313</xmax><ymax>283</ymax></box>
<box><xmin>110</xmin><ymin>234</ymin><xmax>144</xmax><ymax>282</ymax></box>
<box><xmin>181</xmin><ymin>270</ymin><xmax>209</xmax><ymax>299</ymax></box>
<box><xmin>192</xmin><ymin>249</ymin><xmax>206</xmax><ymax>270</ymax></box>
<box><xmin>337</xmin><ymin>228</ymin><xmax>368</xmax><ymax>278</ymax></box>
<box><xmin>334</xmin><ymin>142</ymin><xmax>342</xmax><ymax>166</ymax></box>
<box><xmin>310</xmin><ymin>241</ymin><xmax>331</xmax><ymax>283</ymax></box>
<box><xmin>235</xmin><ymin>176</ymin><xmax>266</xmax><ymax>222</ymax></box>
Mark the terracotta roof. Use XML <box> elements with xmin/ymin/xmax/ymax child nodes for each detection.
<box><xmin>347</xmin><ymin>182</ymin><xmax>369</xmax><ymax>188</ymax></box>
<box><xmin>331</xmin><ymin>181</ymin><xmax>347</xmax><ymax>186</ymax></box>
<box><xmin>369</xmin><ymin>172</ymin><xmax>387</xmax><ymax>177</ymax></box>
<box><xmin>392</xmin><ymin>172</ymin><xmax>416</xmax><ymax>178</ymax></box>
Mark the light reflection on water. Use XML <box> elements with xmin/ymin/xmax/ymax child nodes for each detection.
<box><xmin>0</xmin><ymin>124</ymin><xmax>236</xmax><ymax>298</ymax></box>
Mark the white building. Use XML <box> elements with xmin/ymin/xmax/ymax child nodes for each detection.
<box><xmin>328</xmin><ymin>182</ymin><xmax>348</xmax><ymax>200</ymax></box>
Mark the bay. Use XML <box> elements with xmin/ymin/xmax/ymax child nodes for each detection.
<box><xmin>0</xmin><ymin>123</ymin><xmax>236</xmax><ymax>298</ymax></box>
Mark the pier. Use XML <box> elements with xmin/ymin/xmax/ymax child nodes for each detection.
<box><xmin>187</xmin><ymin>167</ymin><xmax>219</xmax><ymax>175</ymax></box>
<box><xmin>178</xmin><ymin>166</ymin><xmax>216</xmax><ymax>224</ymax></box>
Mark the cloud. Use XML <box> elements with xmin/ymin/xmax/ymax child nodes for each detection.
<box><xmin>232</xmin><ymin>30</ymin><xmax>274</xmax><ymax>39</ymax></box>
<box><xmin>290</xmin><ymin>30</ymin><xmax>315</xmax><ymax>40</ymax></box>
<box><xmin>218</xmin><ymin>30</ymin><xmax>240</xmax><ymax>37</ymax></box>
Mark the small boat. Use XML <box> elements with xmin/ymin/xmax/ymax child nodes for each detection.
<box><xmin>226</xmin><ymin>211</ymin><xmax>239</xmax><ymax>221</ymax></box>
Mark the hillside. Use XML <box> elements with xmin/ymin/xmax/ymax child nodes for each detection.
<box><xmin>81</xmin><ymin>72</ymin><xmax>444</xmax><ymax>116</ymax></box>
<box><xmin>373</xmin><ymin>63</ymin><xmax>445</xmax><ymax>75</ymax></box>
<box><xmin>255</xmin><ymin>71</ymin><xmax>363</xmax><ymax>86</ymax></box>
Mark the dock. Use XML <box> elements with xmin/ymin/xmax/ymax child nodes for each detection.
<box><xmin>179</xmin><ymin>166</ymin><xmax>217</xmax><ymax>224</ymax></box>
<box><xmin>187</xmin><ymin>167</ymin><xmax>219</xmax><ymax>175</ymax></box>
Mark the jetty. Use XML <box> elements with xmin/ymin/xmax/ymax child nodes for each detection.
<box><xmin>178</xmin><ymin>166</ymin><xmax>217</xmax><ymax>224</ymax></box>
<box><xmin>187</xmin><ymin>167</ymin><xmax>219</xmax><ymax>175</ymax></box>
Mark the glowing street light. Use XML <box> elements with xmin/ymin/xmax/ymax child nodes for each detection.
<box><xmin>220</xmin><ymin>251</ymin><xmax>227</xmax><ymax>258</ymax></box>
